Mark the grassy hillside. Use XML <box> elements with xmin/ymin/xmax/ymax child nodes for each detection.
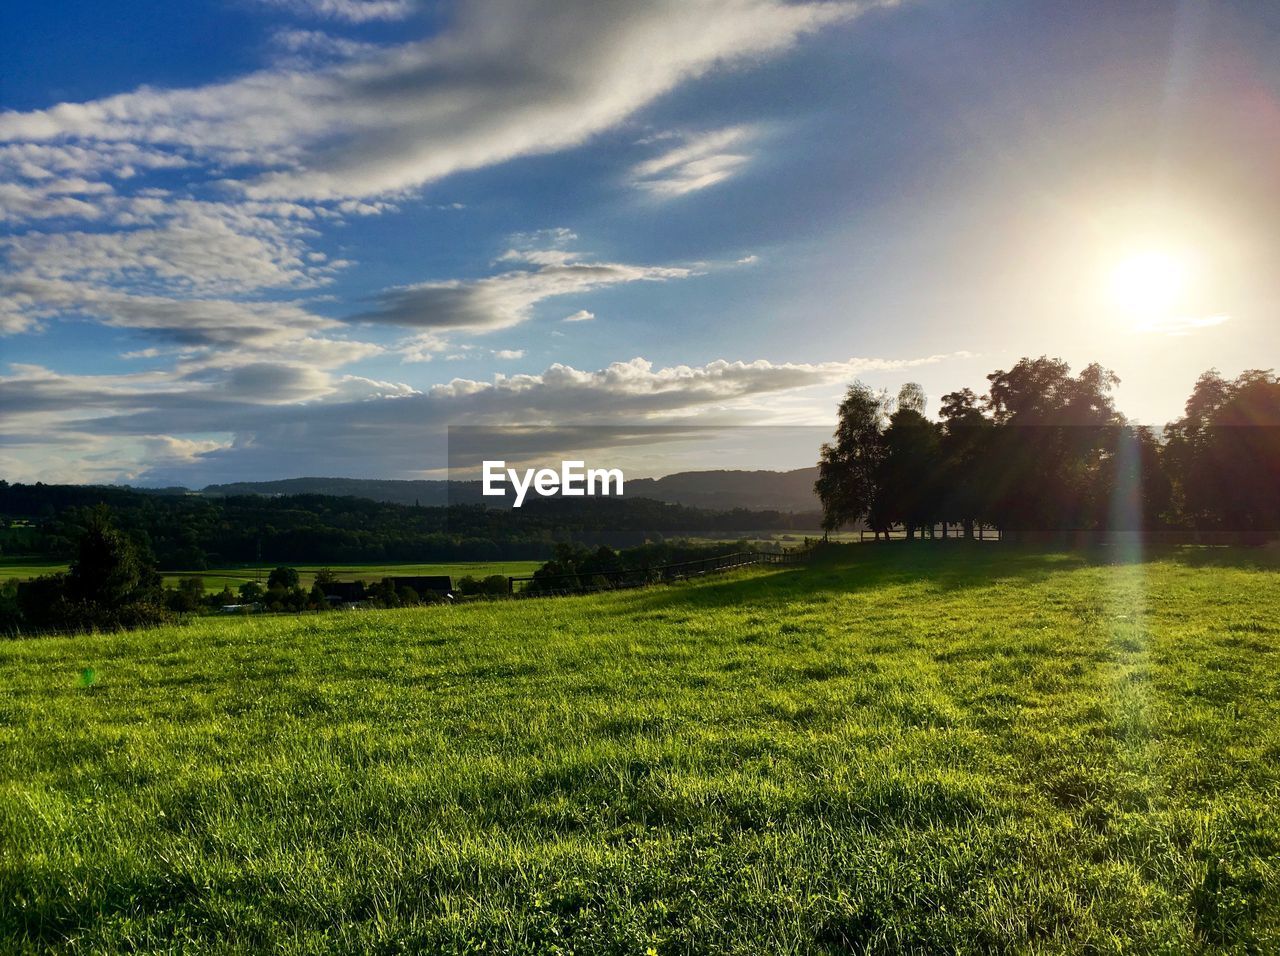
<box><xmin>2</xmin><ymin>546</ymin><xmax>1278</xmax><ymax>953</ymax></box>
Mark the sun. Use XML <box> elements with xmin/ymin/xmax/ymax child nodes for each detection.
<box><xmin>1106</xmin><ymin>248</ymin><xmax>1195</xmax><ymax>316</ymax></box>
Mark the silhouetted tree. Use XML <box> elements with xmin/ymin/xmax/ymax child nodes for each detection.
<box><xmin>815</xmin><ymin>383</ymin><xmax>887</xmax><ymax>535</ymax></box>
<box><xmin>877</xmin><ymin>388</ymin><xmax>942</xmax><ymax>539</ymax></box>
<box><xmin>1167</xmin><ymin>369</ymin><xmax>1280</xmax><ymax>531</ymax></box>
<box><xmin>938</xmin><ymin>388</ymin><xmax>993</xmax><ymax>538</ymax></box>
<box><xmin>982</xmin><ymin>357</ymin><xmax>1121</xmax><ymax>536</ymax></box>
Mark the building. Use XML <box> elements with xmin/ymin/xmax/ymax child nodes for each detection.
<box><xmin>383</xmin><ymin>575</ymin><xmax>453</xmax><ymax>599</ymax></box>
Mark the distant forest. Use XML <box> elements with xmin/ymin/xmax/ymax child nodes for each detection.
<box><xmin>199</xmin><ymin>468</ymin><xmax>822</xmax><ymax>514</ymax></box>
<box><xmin>0</xmin><ymin>484</ymin><xmax>820</xmax><ymax>567</ymax></box>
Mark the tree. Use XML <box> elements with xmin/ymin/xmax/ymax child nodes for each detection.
<box><xmin>167</xmin><ymin>576</ymin><xmax>206</xmax><ymax>613</ymax></box>
<box><xmin>938</xmin><ymin>388</ymin><xmax>993</xmax><ymax>538</ymax></box>
<box><xmin>1168</xmin><ymin>369</ymin><xmax>1280</xmax><ymax>531</ymax></box>
<box><xmin>1092</xmin><ymin>424</ymin><xmax>1172</xmax><ymax>531</ymax></box>
<box><xmin>983</xmin><ymin>357</ymin><xmax>1121</xmax><ymax>535</ymax></box>
<box><xmin>8</xmin><ymin>507</ymin><xmax>166</xmax><ymax>633</ymax></box>
<box><xmin>268</xmin><ymin>566</ymin><xmax>300</xmax><ymax>590</ymax></box>
<box><xmin>877</xmin><ymin>389</ymin><xmax>942</xmax><ymax>539</ymax></box>
<box><xmin>896</xmin><ymin>381</ymin><xmax>927</xmax><ymax>416</ymax></box>
<box><xmin>815</xmin><ymin>383</ymin><xmax>887</xmax><ymax>535</ymax></box>
<box><xmin>65</xmin><ymin>506</ymin><xmax>159</xmax><ymax>609</ymax></box>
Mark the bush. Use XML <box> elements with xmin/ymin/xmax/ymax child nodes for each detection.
<box><xmin>457</xmin><ymin>574</ymin><xmax>509</xmax><ymax>597</ymax></box>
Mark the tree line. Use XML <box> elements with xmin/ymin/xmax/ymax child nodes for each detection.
<box><xmin>0</xmin><ymin>508</ymin><xmax>771</xmax><ymax>634</ymax></box>
<box><xmin>0</xmin><ymin>510</ymin><xmax>477</xmax><ymax>635</ymax></box>
<box><xmin>816</xmin><ymin>358</ymin><xmax>1279</xmax><ymax>539</ymax></box>
<box><xmin>524</xmin><ymin>540</ymin><xmax>774</xmax><ymax>595</ymax></box>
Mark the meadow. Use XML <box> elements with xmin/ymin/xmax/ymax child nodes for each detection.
<box><xmin>2</xmin><ymin>545</ymin><xmax>1278</xmax><ymax>953</ymax></box>
<box><xmin>0</xmin><ymin>558</ymin><xmax>542</xmax><ymax>593</ymax></box>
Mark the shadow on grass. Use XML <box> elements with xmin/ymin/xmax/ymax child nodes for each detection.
<box><xmin>1159</xmin><ymin>543</ymin><xmax>1280</xmax><ymax>572</ymax></box>
<box><xmin>618</xmin><ymin>544</ymin><xmax>1082</xmax><ymax>616</ymax></box>
<box><xmin>616</xmin><ymin>539</ymin><xmax>1279</xmax><ymax>617</ymax></box>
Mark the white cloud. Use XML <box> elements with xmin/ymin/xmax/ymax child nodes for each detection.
<box><xmin>631</xmin><ymin>126</ymin><xmax>756</xmax><ymax>197</ymax></box>
<box><xmin>0</xmin><ymin>0</ymin><xmax>874</xmax><ymax>201</ymax></box>
<box><xmin>563</xmin><ymin>309</ymin><xmax>595</xmax><ymax>322</ymax></box>
<box><xmin>0</xmin><ymin>0</ymin><xmax>907</xmax><ymax>483</ymax></box>
<box><xmin>0</xmin><ymin>141</ymin><xmax>190</xmax><ymax>183</ymax></box>
<box><xmin>270</xmin><ymin>29</ymin><xmax>384</xmax><ymax>62</ymax></box>
<box><xmin>252</xmin><ymin>0</ymin><xmax>415</xmax><ymax>22</ymax></box>
<box><xmin>2</xmin><ymin>213</ymin><xmax>337</xmax><ymax>295</ymax></box>
<box><xmin>0</xmin><ymin>350</ymin><xmax>970</xmax><ymax>481</ymax></box>
<box><xmin>355</xmin><ymin>233</ymin><xmax>695</xmax><ymax>338</ymax></box>
<box><xmin>0</xmin><ymin>179</ymin><xmax>111</xmax><ymax>223</ymax></box>
<box><xmin>0</xmin><ymin>274</ymin><xmax>384</xmax><ymax>378</ymax></box>
<box><xmin>1135</xmin><ymin>313</ymin><xmax>1230</xmax><ymax>336</ymax></box>
<box><xmin>493</xmin><ymin>349</ymin><xmax>525</xmax><ymax>359</ymax></box>
<box><xmin>1</xmin><ymin>275</ymin><xmax>331</xmax><ymax>346</ymax></box>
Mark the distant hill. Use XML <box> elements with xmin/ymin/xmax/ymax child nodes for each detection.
<box><xmin>200</xmin><ymin>468</ymin><xmax>822</xmax><ymax>514</ymax></box>
<box><xmin>626</xmin><ymin>468</ymin><xmax>819</xmax><ymax>514</ymax></box>
<box><xmin>202</xmin><ymin>477</ymin><xmax>455</xmax><ymax>507</ymax></box>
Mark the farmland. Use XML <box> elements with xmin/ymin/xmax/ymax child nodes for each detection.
<box><xmin>0</xmin><ymin>557</ymin><xmax>541</xmax><ymax>593</ymax></box>
<box><xmin>2</xmin><ymin>545</ymin><xmax>1278</xmax><ymax>952</ymax></box>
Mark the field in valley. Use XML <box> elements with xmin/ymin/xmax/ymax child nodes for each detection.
<box><xmin>0</xmin><ymin>558</ymin><xmax>542</xmax><ymax>593</ymax></box>
<box><xmin>2</xmin><ymin>545</ymin><xmax>1278</xmax><ymax>952</ymax></box>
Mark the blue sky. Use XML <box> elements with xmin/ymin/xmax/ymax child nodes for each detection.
<box><xmin>2</xmin><ymin>0</ymin><xmax>1278</xmax><ymax>484</ymax></box>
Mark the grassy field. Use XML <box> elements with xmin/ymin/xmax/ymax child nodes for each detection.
<box><xmin>0</xmin><ymin>558</ymin><xmax>67</xmax><ymax>581</ymax></box>
<box><xmin>2</xmin><ymin>545</ymin><xmax>1278</xmax><ymax>953</ymax></box>
<box><xmin>0</xmin><ymin>558</ymin><xmax>542</xmax><ymax>593</ymax></box>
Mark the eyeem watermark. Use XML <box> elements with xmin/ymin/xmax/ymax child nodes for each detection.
<box><xmin>482</xmin><ymin>460</ymin><xmax>625</xmax><ymax>507</ymax></box>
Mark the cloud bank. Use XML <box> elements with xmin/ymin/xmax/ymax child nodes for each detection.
<box><xmin>0</xmin><ymin>352</ymin><xmax>970</xmax><ymax>484</ymax></box>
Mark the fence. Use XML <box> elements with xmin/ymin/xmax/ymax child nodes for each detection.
<box><xmin>854</xmin><ymin>528</ymin><xmax>1275</xmax><ymax>546</ymax></box>
<box><xmin>507</xmin><ymin>548</ymin><xmax>809</xmax><ymax>597</ymax></box>
<box><xmin>859</xmin><ymin>526</ymin><xmax>1003</xmax><ymax>542</ymax></box>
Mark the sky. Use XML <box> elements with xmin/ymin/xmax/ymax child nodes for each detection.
<box><xmin>2</xmin><ymin>0</ymin><xmax>1278</xmax><ymax>485</ymax></box>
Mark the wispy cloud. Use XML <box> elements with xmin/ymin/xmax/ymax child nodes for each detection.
<box><xmin>1135</xmin><ymin>313</ymin><xmax>1230</xmax><ymax>336</ymax></box>
<box><xmin>0</xmin><ymin>1</ymin><xmax>868</xmax><ymax>202</ymax></box>
<box><xmin>632</xmin><ymin>126</ymin><xmax>757</xmax><ymax>197</ymax></box>
<box><xmin>354</xmin><ymin>231</ymin><xmax>695</xmax><ymax>351</ymax></box>
<box><xmin>251</xmin><ymin>0</ymin><xmax>415</xmax><ymax>23</ymax></box>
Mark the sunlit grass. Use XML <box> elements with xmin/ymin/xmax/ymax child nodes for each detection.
<box><xmin>2</xmin><ymin>545</ymin><xmax>1277</xmax><ymax>952</ymax></box>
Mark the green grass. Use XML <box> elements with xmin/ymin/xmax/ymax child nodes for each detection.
<box><xmin>157</xmin><ymin>561</ymin><xmax>543</xmax><ymax>593</ymax></box>
<box><xmin>0</xmin><ymin>558</ymin><xmax>542</xmax><ymax>593</ymax></box>
<box><xmin>0</xmin><ymin>558</ymin><xmax>67</xmax><ymax>580</ymax></box>
<box><xmin>2</xmin><ymin>545</ymin><xmax>1278</xmax><ymax>953</ymax></box>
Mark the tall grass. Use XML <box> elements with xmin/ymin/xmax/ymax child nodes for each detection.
<box><xmin>2</xmin><ymin>545</ymin><xmax>1277</xmax><ymax>952</ymax></box>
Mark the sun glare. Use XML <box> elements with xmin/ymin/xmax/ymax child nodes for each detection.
<box><xmin>1107</xmin><ymin>248</ymin><xmax>1195</xmax><ymax>316</ymax></box>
